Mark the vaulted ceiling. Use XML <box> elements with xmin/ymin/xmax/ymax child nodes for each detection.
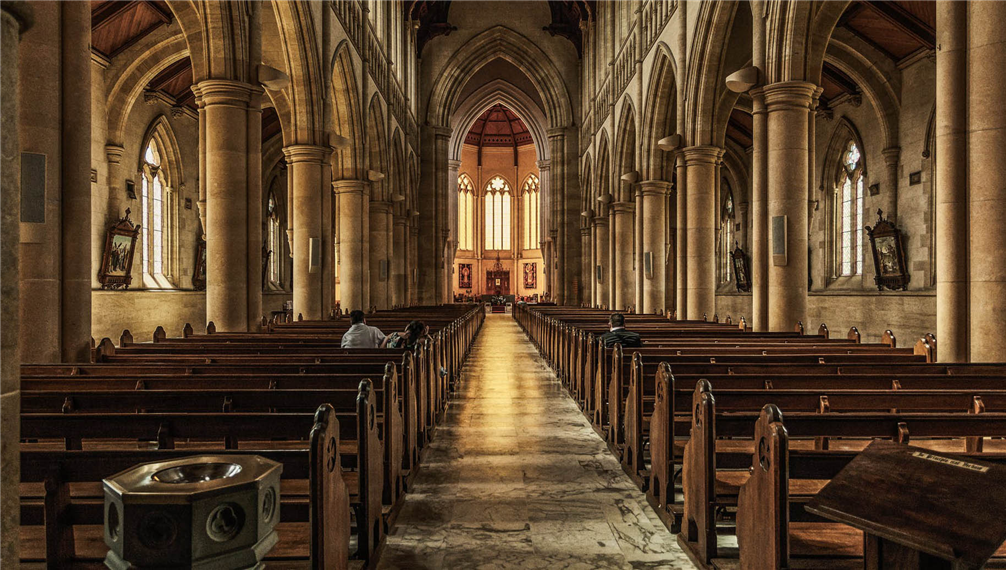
<box><xmin>91</xmin><ymin>0</ymin><xmax>173</xmax><ymax>59</ymax></box>
<box><xmin>838</xmin><ymin>1</ymin><xmax>935</xmax><ymax>62</ymax></box>
<box><xmin>465</xmin><ymin>104</ymin><xmax>533</xmax><ymax>148</ymax></box>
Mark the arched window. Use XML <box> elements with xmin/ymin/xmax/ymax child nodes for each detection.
<box><xmin>140</xmin><ymin>139</ymin><xmax>173</xmax><ymax>287</ymax></box>
<box><xmin>835</xmin><ymin>141</ymin><xmax>865</xmax><ymax>277</ymax></box>
<box><xmin>720</xmin><ymin>186</ymin><xmax>735</xmax><ymax>283</ymax></box>
<box><xmin>484</xmin><ymin>175</ymin><xmax>512</xmax><ymax>250</ymax></box>
<box><xmin>522</xmin><ymin>174</ymin><xmax>540</xmax><ymax>250</ymax></box>
<box><xmin>267</xmin><ymin>193</ymin><xmax>281</xmax><ymax>286</ymax></box>
<box><xmin>458</xmin><ymin>174</ymin><xmax>475</xmax><ymax>250</ymax></box>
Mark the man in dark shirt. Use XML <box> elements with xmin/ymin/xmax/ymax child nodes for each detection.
<box><xmin>600</xmin><ymin>313</ymin><xmax>642</xmax><ymax>348</ymax></box>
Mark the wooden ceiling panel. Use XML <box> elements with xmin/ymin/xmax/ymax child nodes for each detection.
<box><xmin>840</xmin><ymin>1</ymin><xmax>935</xmax><ymax>63</ymax></box>
<box><xmin>91</xmin><ymin>1</ymin><xmax>172</xmax><ymax>59</ymax></box>
<box><xmin>464</xmin><ymin>104</ymin><xmax>534</xmax><ymax>148</ymax></box>
<box><xmin>262</xmin><ymin>107</ymin><xmax>282</xmax><ymax>143</ymax></box>
<box><xmin>146</xmin><ymin>57</ymin><xmax>196</xmax><ymax>110</ymax></box>
<box><xmin>726</xmin><ymin>109</ymin><xmax>752</xmax><ymax>149</ymax></box>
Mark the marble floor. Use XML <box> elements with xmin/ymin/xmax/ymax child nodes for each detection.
<box><xmin>378</xmin><ymin>314</ymin><xmax>696</xmax><ymax>570</ymax></box>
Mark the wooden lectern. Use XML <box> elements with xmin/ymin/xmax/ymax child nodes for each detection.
<box><xmin>806</xmin><ymin>440</ymin><xmax>1006</xmax><ymax>570</ymax></box>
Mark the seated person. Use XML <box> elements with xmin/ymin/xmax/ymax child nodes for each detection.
<box><xmin>600</xmin><ymin>313</ymin><xmax>642</xmax><ymax>348</ymax></box>
<box><xmin>340</xmin><ymin>310</ymin><xmax>386</xmax><ymax>348</ymax></box>
<box><xmin>385</xmin><ymin>320</ymin><xmax>429</xmax><ymax>350</ymax></box>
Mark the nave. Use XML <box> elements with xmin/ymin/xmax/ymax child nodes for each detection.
<box><xmin>380</xmin><ymin>315</ymin><xmax>693</xmax><ymax>570</ymax></box>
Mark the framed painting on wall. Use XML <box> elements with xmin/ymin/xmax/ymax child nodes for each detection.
<box><xmin>524</xmin><ymin>262</ymin><xmax>537</xmax><ymax>289</ymax></box>
<box><xmin>98</xmin><ymin>209</ymin><xmax>141</xmax><ymax>290</ymax></box>
<box><xmin>866</xmin><ymin>209</ymin><xmax>909</xmax><ymax>291</ymax></box>
<box><xmin>193</xmin><ymin>239</ymin><xmax>207</xmax><ymax>291</ymax></box>
<box><xmin>459</xmin><ymin>263</ymin><xmax>472</xmax><ymax>289</ymax></box>
<box><xmin>730</xmin><ymin>244</ymin><xmax>751</xmax><ymax>293</ymax></box>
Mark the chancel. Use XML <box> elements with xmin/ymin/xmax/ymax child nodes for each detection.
<box><xmin>3</xmin><ymin>1</ymin><xmax>1006</xmax><ymax>569</ymax></box>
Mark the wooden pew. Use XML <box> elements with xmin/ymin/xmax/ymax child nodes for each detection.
<box><xmin>19</xmin><ymin>404</ymin><xmax>351</xmax><ymax>570</ymax></box>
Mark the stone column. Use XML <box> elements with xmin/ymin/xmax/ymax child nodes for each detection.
<box><xmin>881</xmin><ymin>147</ymin><xmax>901</xmax><ymax>224</ymax></box>
<box><xmin>194</xmin><ymin>80</ymin><xmax>257</xmax><ymax>331</ymax></box>
<box><xmin>369</xmin><ymin>200</ymin><xmax>392</xmax><ymax>309</ymax></box>
<box><xmin>764</xmin><ymin>81</ymin><xmax>815</xmax><ymax>331</ymax></box>
<box><xmin>393</xmin><ymin>214</ymin><xmax>406</xmax><ymax>306</ymax></box>
<box><xmin>285</xmin><ymin>145</ymin><xmax>329</xmax><ymax>320</ymax></box>
<box><xmin>681</xmin><ymin>146</ymin><xmax>722</xmax><ymax>320</ymax></box>
<box><xmin>589</xmin><ymin>218</ymin><xmax>598</xmax><ymax>306</ymax></box>
<box><xmin>968</xmin><ymin>1</ymin><xmax>1006</xmax><ymax>361</ymax></box>
<box><xmin>674</xmin><ymin>156</ymin><xmax>688</xmax><ymax>317</ymax></box>
<box><xmin>581</xmin><ymin>225</ymin><xmax>591</xmax><ymax>305</ymax></box>
<box><xmin>100</xmin><ymin>144</ymin><xmax>125</xmax><ymax>287</ymax></box>
<box><xmin>446</xmin><ymin>159</ymin><xmax>460</xmax><ymax>302</ymax></box>
<box><xmin>2</xmin><ymin>3</ymin><xmax>31</xmax><ymax>566</ymax></box>
<box><xmin>640</xmin><ymin>180</ymin><xmax>669</xmax><ymax>314</ymax></box>
<box><xmin>321</xmin><ymin>152</ymin><xmax>334</xmax><ymax>313</ymax></box>
<box><xmin>245</xmin><ymin>90</ymin><xmax>263</xmax><ymax>328</ymax></box>
<box><xmin>935</xmin><ymin>0</ymin><xmax>968</xmax><ymax>362</ymax></box>
<box><xmin>612</xmin><ymin>201</ymin><xmax>634</xmax><ymax>311</ymax></box>
<box><xmin>634</xmin><ymin>185</ymin><xmax>644</xmax><ymax>311</ymax></box>
<box><xmin>409</xmin><ymin>224</ymin><xmax>419</xmax><ymax>305</ymax></box>
<box><xmin>750</xmin><ymin>88</ymin><xmax>768</xmax><ymax>330</ymax></box>
<box><xmin>548</xmin><ymin>128</ymin><xmax>571</xmax><ymax>304</ymax></box>
<box><xmin>60</xmin><ymin>0</ymin><xmax>91</xmax><ymax>362</ymax></box>
<box><xmin>335</xmin><ymin>179</ymin><xmax>368</xmax><ymax>311</ymax></box>
<box><xmin>594</xmin><ymin>215</ymin><xmax>609</xmax><ymax>307</ymax></box>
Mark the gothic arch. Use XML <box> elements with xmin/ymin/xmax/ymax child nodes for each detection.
<box><xmin>641</xmin><ymin>45</ymin><xmax>678</xmax><ymax>181</ymax></box>
<box><xmin>449</xmin><ymin>79</ymin><xmax>550</xmax><ymax>163</ymax></box>
<box><xmin>391</xmin><ymin>129</ymin><xmax>405</xmax><ymax>215</ymax></box>
<box><xmin>367</xmin><ymin>95</ymin><xmax>389</xmax><ymax>201</ymax></box>
<box><xmin>138</xmin><ymin>115</ymin><xmax>185</xmax><ymax>189</ymax></box>
<box><xmin>331</xmin><ymin>42</ymin><xmax>363</xmax><ymax>180</ymax></box>
<box><xmin>684</xmin><ymin>0</ymin><xmax>740</xmax><ymax>146</ymax></box>
<box><xmin>825</xmin><ymin>39</ymin><xmax>901</xmax><ymax>151</ymax></box>
<box><xmin>763</xmin><ymin>0</ymin><xmax>851</xmax><ymax>84</ymax></box>
<box><xmin>269</xmin><ymin>0</ymin><xmax>324</xmax><ymax>145</ymax></box>
<box><xmin>821</xmin><ymin>117</ymin><xmax>868</xmax><ymax>191</ymax></box>
<box><xmin>427</xmin><ymin>26</ymin><xmax>573</xmax><ymax>129</ymax></box>
<box><xmin>595</xmin><ymin>132</ymin><xmax>611</xmax><ymax>217</ymax></box>
<box><xmin>613</xmin><ymin>99</ymin><xmax>637</xmax><ymax>203</ymax></box>
<box><xmin>105</xmin><ymin>34</ymin><xmax>189</xmax><ymax>147</ymax></box>
<box><xmin>580</xmin><ymin>153</ymin><xmax>593</xmax><ymax>221</ymax></box>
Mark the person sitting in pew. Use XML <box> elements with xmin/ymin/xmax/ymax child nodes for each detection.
<box><xmin>600</xmin><ymin>313</ymin><xmax>642</xmax><ymax>348</ymax></box>
<box><xmin>341</xmin><ymin>310</ymin><xmax>387</xmax><ymax>348</ymax></box>
<box><xmin>385</xmin><ymin>320</ymin><xmax>429</xmax><ymax>350</ymax></box>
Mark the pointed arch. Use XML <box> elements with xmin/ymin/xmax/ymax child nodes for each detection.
<box><xmin>427</xmin><ymin>26</ymin><xmax>572</xmax><ymax>129</ymax></box>
<box><xmin>391</xmin><ymin>128</ymin><xmax>405</xmax><ymax>215</ymax></box>
<box><xmin>580</xmin><ymin>153</ymin><xmax>593</xmax><ymax>219</ymax></box>
<box><xmin>367</xmin><ymin>94</ymin><xmax>389</xmax><ymax>201</ymax></box>
<box><xmin>595</xmin><ymin>132</ymin><xmax>611</xmax><ymax>217</ymax></box>
<box><xmin>331</xmin><ymin>42</ymin><xmax>363</xmax><ymax>180</ymax></box>
<box><xmin>614</xmin><ymin>98</ymin><xmax>637</xmax><ymax>202</ymax></box>
<box><xmin>641</xmin><ymin>45</ymin><xmax>678</xmax><ymax>181</ymax></box>
<box><xmin>269</xmin><ymin>0</ymin><xmax>324</xmax><ymax>145</ymax></box>
<box><xmin>457</xmin><ymin>173</ymin><xmax>476</xmax><ymax>251</ymax></box>
<box><xmin>138</xmin><ymin>115</ymin><xmax>185</xmax><ymax>188</ymax></box>
<box><xmin>449</xmin><ymin>79</ymin><xmax>550</xmax><ymax>163</ymax></box>
<box><xmin>821</xmin><ymin>118</ymin><xmax>868</xmax><ymax>280</ymax></box>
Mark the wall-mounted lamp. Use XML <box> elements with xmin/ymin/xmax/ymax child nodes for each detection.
<box><xmin>597</xmin><ymin>193</ymin><xmax>612</xmax><ymax>204</ymax></box>
<box><xmin>367</xmin><ymin>170</ymin><xmax>385</xmax><ymax>182</ymax></box>
<box><xmin>331</xmin><ymin>135</ymin><xmax>351</xmax><ymax>149</ymax></box>
<box><xmin>392</xmin><ymin>193</ymin><xmax>405</xmax><ymax>202</ymax></box>
<box><xmin>620</xmin><ymin>171</ymin><xmax>639</xmax><ymax>184</ymax></box>
<box><xmin>725</xmin><ymin>66</ymin><xmax>760</xmax><ymax>93</ymax></box>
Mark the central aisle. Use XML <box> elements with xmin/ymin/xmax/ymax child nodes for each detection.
<box><xmin>379</xmin><ymin>314</ymin><xmax>695</xmax><ymax>569</ymax></box>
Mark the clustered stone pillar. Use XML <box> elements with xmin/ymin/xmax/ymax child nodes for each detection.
<box><xmin>593</xmin><ymin>215</ymin><xmax>609</xmax><ymax>308</ymax></box>
<box><xmin>286</xmin><ymin>145</ymin><xmax>330</xmax><ymax>320</ymax></box>
<box><xmin>409</xmin><ymin>224</ymin><xmax>419</xmax><ymax>305</ymax></box>
<box><xmin>612</xmin><ymin>200</ymin><xmax>634</xmax><ymax>311</ymax></box>
<box><xmin>60</xmin><ymin>0</ymin><xmax>91</xmax><ymax>361</ymax></box>
<box><xmin>640</xmin><ymin>180</ymin><xmax>669</xmax><ymax>314</ymax></box>
<box><xmin>2</xmin><ymin>3</ymin><xmax>31</xmax><ymax>566</ymax></box>
<box><xmin>764</xmin><ymin>81</ymin><xmax>815</xmax><ymax>331</ymax></box>
<box><xmin>245</xmin><ymin>91</ymin><xmax>263</xmax><ymax>329</ymax></box>
<box><xmin>335</xmin><ymin>179</ymin><xmax>368</xmax><ymax>312</ymax></box>
<box><xmin>369</xmin><ymin>200</ymin><xmax>392</xmax><ymax>309</ymax></box>
<box><xmin>966</xmin><ymin>1</ymin><xmax>1006</xmax><ymax>362</ymax></box>
<box><xmin>580</xmin><ymin>225</ymin><xmax>591</xmax><ymax>305</ymax></box>
<box><xmin>393</xmin><ymin>214</ymin><xmax>406</xmax><ymax>307</ymax></box>
<box><xmin>681</xmin><ymin>146</ymin><xmax>721</xmax><ymax>321</ymax></box>
<box><xmin>881</xmin><ymin>147</ymin><xmax>900</xmax><ymax>223</ymax></box>
<box><xmin>194</xmin><ymin>80</ymin><xmax>261</xmax><ymax>331</ymax></box>
<box><xmin>749</xmin><ymin>88</ymin><xmax>769</xmax><ymax>331</ymax></box>
<box><xmin>674</xmin><ymin>155</ymin><xmax>688</xmax><ymax>318</ymax></box>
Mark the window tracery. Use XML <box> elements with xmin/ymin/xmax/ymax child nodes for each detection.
<box><xmin>522</xmin><ymin>174</ymin><xmax>540</xmax><ymax>250</ymax></box>
<box><xmin>484</xmin><ymin>175</ymin><xmax>512</xmax><ymax>250</ymax></box>
<box><xmin>458</xmin><ymin>174</ymin><xmax>475</xmax><ymax>250</ymax></box>
<box><xmin>836</xmin><ymin>141</ymin><xmax>865</xmax><ymax>277</ymax></box>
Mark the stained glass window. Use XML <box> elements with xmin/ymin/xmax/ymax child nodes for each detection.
<box><xmin>522</xmin><ymin>174</ymin><xmax>540</xmax><ymax>250</ymax></box>
<box><xmin>267</xmin><ymin>193</ymin><xmax>281</xmax><ymax>285</ymax></box>
<box><xmin>484</xmin><ymin>176</ymin><xmax>512</xmax><ymax>250</ymax></box>
<box><xmin>141</xmin><ymin>139</ymin><xmax>171</xmax><ymax>286</ymax></box>
<box><xmin>837</xmin><ymin>141</ymin><xmax>865</xmax><ymax>276</ymax></box>
<box><xmin>721</xmin><ymin>188</ymin><xmax>734</xmax><ymax>283</ymax></box>
<box><xmin>458</xmin><ymin>174</ymin><xmax>475</xmax><ymax>250</ymax></box>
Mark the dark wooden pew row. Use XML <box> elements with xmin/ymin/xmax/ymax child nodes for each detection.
<box><xmin>734</xmin><ymin>409</ymin><xmax>1006</xmax><ymax>570</ymax></box>
<box><xmin>677</xmin><ymin>382</ymin><xmax>1006</xmax><ymax>568</ymax></box>
<box><xmin>19</xmin><ymin>404</ymin><xmax>353</xmax><ymax>570</ymax></box>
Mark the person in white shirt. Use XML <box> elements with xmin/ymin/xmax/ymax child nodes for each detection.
<box><xmin>340</xmin><ymin>310</ymin><xmax>387</xmax><ymax>348</ymax></box>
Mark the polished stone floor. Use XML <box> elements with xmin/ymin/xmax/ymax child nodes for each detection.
<box><xmin>378</xmin><ymin>314</ymin><xmax>696</xmax><ymax>569</ymax></box>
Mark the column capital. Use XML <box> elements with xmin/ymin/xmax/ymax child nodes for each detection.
<box><xmin>638</xmin><ymin>180</ymin><xmax>672</xmax><ymax>196</ymax></box>
<box><xmin>592</xmin><ymin>215</ymin><xmax>608</xmax><ymax>226</ymax></box>
<box><xmin>393</xmin><ymin>214</ymin><xmax>408</xmax><ymax>226</ymax></box>
<box><xmin>431</xmin><ymin>125</ymin><xmax>452</xmax><ymax>139</ymax></box>
<box><xmin>192</xmin><ymin>79</ymin><xmax>261</xmax><ymax>108</ymax></box>
<box><xmin>882</xmin><ymin>146</ymin><xmax>901</xmax><ymax>166</ymax></box>
<box><xmin>580</xmin><ymin>226</ymin><xmax>591</xmax><ymax>237</ymax></box>
<box><xmin>370</xmin><ymin>200</ymin><xmax>393</xmax><ymax>214</ymax></box>
<box><xmin>762</xmin><ymin>81</ymin><xmax>817</xmax><ymax>111</ymax></box>
<box><xmin>447</xmin><ymin>159</ymin><xmax>462</xmax><ymax>171</ymax></box>
<box><xmin>1</xmin><ymin>1</ymin><xmax>33</xmax><ymax>34</ymax></box>
<box><xmin>547</xmin><ymin>126</ymin><xmax>568</xmax><ymax>138</ymax></box>
<box><xmin>536</xmin><ymin>159</ymin><xmax>552</xmax><ymax>171</ymax></box>
<box><xmin>332</xmin><ymin>179</ymin><xmax>369</xmax><ymax>195</ymax></box>
<box><xmin>283</xmin><ymin>144</ymin><xmax>331</xmax><ymax>164</ymax></box>
<box><xmin>611</xmin><ymin>201</ymin><xmax>635</xmax><ymax>214</ymax></box>
<box><xmin>679</xmin><ymin>145</ymin><xmax>725</xmax><ymax>166</ymax></box>
<box><xmin>105</xmin><ymin>144</ymin><xmax>125</xmax><ymax>164</ymax></box>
